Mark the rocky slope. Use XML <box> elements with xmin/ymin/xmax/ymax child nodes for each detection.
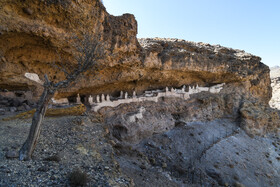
<box><xmin>0</xmin><ymin>114</ymin><xmax>279</xmax><ymax>187</ymax></box>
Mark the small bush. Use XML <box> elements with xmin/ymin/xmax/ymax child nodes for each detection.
<box><xmin>68</xmin><ymin>168</ymin><xmax>88</xmax><ymax>187</ymax></box>
<box><xmin>44</xmin><ymin>154</ymin><xmax>61</xmax><ymax>162</ymax></box>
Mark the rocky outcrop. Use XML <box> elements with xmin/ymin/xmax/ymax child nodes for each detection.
<box><xmin>139</xmin><ymin>38</ymin><xmax>271</xmax><ymax>104</ymax></box>
<box><xmin>270</xmin><ymin>66</ymin><xmax>280</xmax><ymax>109</ymax></box>
<box><xmin>0</xmin><ymin>0</ymin><xmax>271</xmax><ymax>105</ymax></box>
<box><xmin>0</xmin><ymin>0</ymin><xmax>277</xmax><ymax>135</ymax></box>
<box><xmin>0</xmin><ymin>1</ymin><xmax>279</xmax><ymax>186</ymax></box>
<box><xmin>0</xmin><ymin>0</ymin><xmax>140</xmax><ymax>98</ymax></box>
<box><xmin>240</xmin><ymin>100</ymin><xmax>280</xmax><ymax>135</ymax></box>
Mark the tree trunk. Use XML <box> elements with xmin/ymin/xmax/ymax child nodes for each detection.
<box><xmin>19</xmin><ymin>87</ymin><xmax>54</xmax><ymax>160</ymax></box>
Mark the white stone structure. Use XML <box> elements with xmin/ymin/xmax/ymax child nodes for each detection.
<box><xmin>96</xmin><ymin>95</ymin><xmax>100</xmax><ymax>103</ymax></box>
<box><xmin>76</xmin><ymin>94</ymin><xmax>82</xmax><ymax>104</ymax></box>
<box><xmin>51</xmin><ymin>98</ymin><xmax>69</xmax><ymax>105</ymax></box>
<box><xmin>106</xmin><ymin>94</ymin><xmax>111</xmax><ymax>101</ymax></box>
<box><xmin>88</xmin><ymin>95</ymin><xmax>93</xmax><ymax>105</ymax></box>
<box><xmin>24</xmin><ymin>72</ymin><xmax>43</xmax><ymax>85</ymax></box>
<box><xmin>125</xmin><ymin>92</ymin><xmax>128</xmax><ymax>99</ymax></box>
<box><xmin>120</xmin><ymin>91</ymin><xmax>124</xmax><ymax>98</ymax></box>
<box><xmin>90</xmin><ymin>83</ymin><xmax>225</xmax><ymax>112</ymax></box>
<box><xmin>128</xmin><ymin>107</ymin><xmax>146</xmax><ymax>123</ymax></box>
<box><xmin>101</xmin><ymin>94</ymin><xmax>105</xmax><ymax>102</ymax></box>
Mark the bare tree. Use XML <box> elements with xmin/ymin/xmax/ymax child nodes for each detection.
<box><xmin>19</xmin><ymin>35</ymin><xmax>104</xmax><ymax>160</ymax></box>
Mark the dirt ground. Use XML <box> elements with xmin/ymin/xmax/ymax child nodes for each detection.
<box><xmin>0</xmin><ymin>113</ymin><xmax>279</xmax><ymax>186</ymax></box>
<box><xmin>0</xmin><ymin>114</ymin><xmax>132</xmax><ymax>187</ymax></box>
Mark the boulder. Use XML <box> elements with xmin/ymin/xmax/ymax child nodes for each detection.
<box><xmin>5</xmin><ymin>150</ymin><xmax>19</xmax><ymax>159</ymax></box>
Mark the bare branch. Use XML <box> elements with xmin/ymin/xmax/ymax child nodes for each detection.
<box><xmin>53</xmin><ymin>34</ymin><xmax>104</xmax><ymax>89</ymax></box>
<box><xmin>44</xmin><ymin>74</ymin><xmax>50</xmax><ymax>85</ymax></box>
<box><xmin>51</xmin><ymin>61</ymin><xmax>70</xmax><ymax>77</ymax></box>
<box><xmin>19</xmin><ymin>34</ymin><xmax>105</xmax><ymax>160</ymax></box>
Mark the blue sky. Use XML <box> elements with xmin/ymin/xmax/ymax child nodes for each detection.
<box><xmin>103</xmin><ymin>0</ymin><xmax>280</xmax><ymax>67</ymax></box>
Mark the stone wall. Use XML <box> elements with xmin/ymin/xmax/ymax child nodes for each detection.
<box><xmin>89</xmin><ymin>83</ymin><xmax>225</xmax><ymax>112</ymax></box>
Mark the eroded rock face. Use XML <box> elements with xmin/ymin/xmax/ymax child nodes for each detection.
<box><xmin>270</xmin><ymin>66</ymin><xmax>280</xmax><ymax>109</ymax></box>
<box><xmin>103</xmin><ymin>86</ymin><xmax>245</xmax><ymax>143</ymax></box>
<box><xmin>139</xmin><ymin>38</ymin><xmax>271</xmax><ymax>103</ymax></box>
<box><xmin>0</xmin><ymin>0</ymin><xmax>277</xmax><ymax>135</ymax></box>
<box><xmin>0</xmin><ymin>0</ymin><xmax>271</xmax><ymax>106</ymax></box>
<box><xmin>240</xmin><ymin>100</ymin><xmax>280</xmax><ymax>135</ymax></box>
<box><xmin>0</xmin><ymin>0</ymin><xmax>141</xmax><ymax>98</ymax></box>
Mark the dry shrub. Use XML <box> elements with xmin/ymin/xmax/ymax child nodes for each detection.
<box><xmin>68</xmin><ymin>168</ymin><xmax>88</xmax><ymax>187</ymax></box>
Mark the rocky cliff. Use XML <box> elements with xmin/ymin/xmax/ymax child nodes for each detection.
<box><xmin>1</xmin><ymin>1</ymin><xmax>280</xmax><ymax>186</ymax></box>
<box><xmin>0</xmin><ymin>0</ymin><xmax>271</xmax><ymax>105</ymax></box>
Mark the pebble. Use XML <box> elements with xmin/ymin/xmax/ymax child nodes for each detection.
<box><xmin>5</xmin><ymin>150</ymin><xmax>19</xmax><ymax>159</ymax></box>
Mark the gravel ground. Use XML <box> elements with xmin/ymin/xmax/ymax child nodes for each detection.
<box><xmin>0</xmin><ymin>114</ymin><xmax>279</xmax><ymax>187</ymax></box>
<box><xmin>0</xmin><ymin>114</ymin><xmax>132</xmax><ymax>187</ymax></box>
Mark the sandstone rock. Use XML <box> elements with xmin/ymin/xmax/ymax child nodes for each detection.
<box><xmin>0</xmin><ymin>0</ymin><xmax>271</xmax><ymax>106</ymax></box>
<box><xmin>0</xmin><ymin>0</ymin><xmax>277</xmax><ymax>139</ymax></box>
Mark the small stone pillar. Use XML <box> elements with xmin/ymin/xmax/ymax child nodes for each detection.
<box><xmin>182</xmin><ymin>85</ymin><xmax>186</xmax><ymax>92</ymax></box>
<box><xmin>165</xmin><ymin>87</ymin><xmax>169</xmax><ymax>92</ymax></box>
<box><xmin>124</xmin><ymin>92</ymin><xmax>128</xmax><ymax>99</ymax></box>
<box><xmin>133</xmin><ymin>91</ymin><xmax>136</xmax><ymax>98</ymax></box>
<box><xmin>88</xmin><ymin>95</ymin><xmax>93</xmax><ymax>105</ymax></box>
<box><xmin>101</xmin><ymin>94</ymin><xmax>105</xmax><ymax>102</ymax></box>
<box><xmin>106</xmin><ymin>94</ymin><xmax>111</xmax><ymax>102</ymax></box>
<box><xmin>120</xmin><ymin>91</ymin><xmax>124</xmax><ymax>98</ymax></box>
<box><xmin>96</xmin><ymin>95</ymin><xmax>100</xmax><ymax>103</ymax></box>
<box><xmin>171</xmin><ymin>88</ymin><xmax>175</xmax><ymax>93</ymax></box>
<box><xmin>76</xmin><ymin>94</ymin><xmax>82</xmax><ymax>104</ymax></box>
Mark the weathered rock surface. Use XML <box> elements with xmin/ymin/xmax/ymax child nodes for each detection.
<box><xmin>0</xmin><ymin>1</ymin><xmax>279</xmax><ymax>186</ymax></box>
<box><xmin>0</xmin><ymin>0</ymin><xmax>140</xmax><ymax>98</ymax></box>
<box><xmin>0</xmin><ymin>0</ymin><xmax>271</xmax><ymax>105</ymax></box>
<box><xmin>240</xmin><ymin>100</ymin><xmax>280</xmax><ymax>135</ymax></box>
<box><xmin>270</xmin><ymin>66</ymin><xmax>280</xmax><ymax>109</ymax></box>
